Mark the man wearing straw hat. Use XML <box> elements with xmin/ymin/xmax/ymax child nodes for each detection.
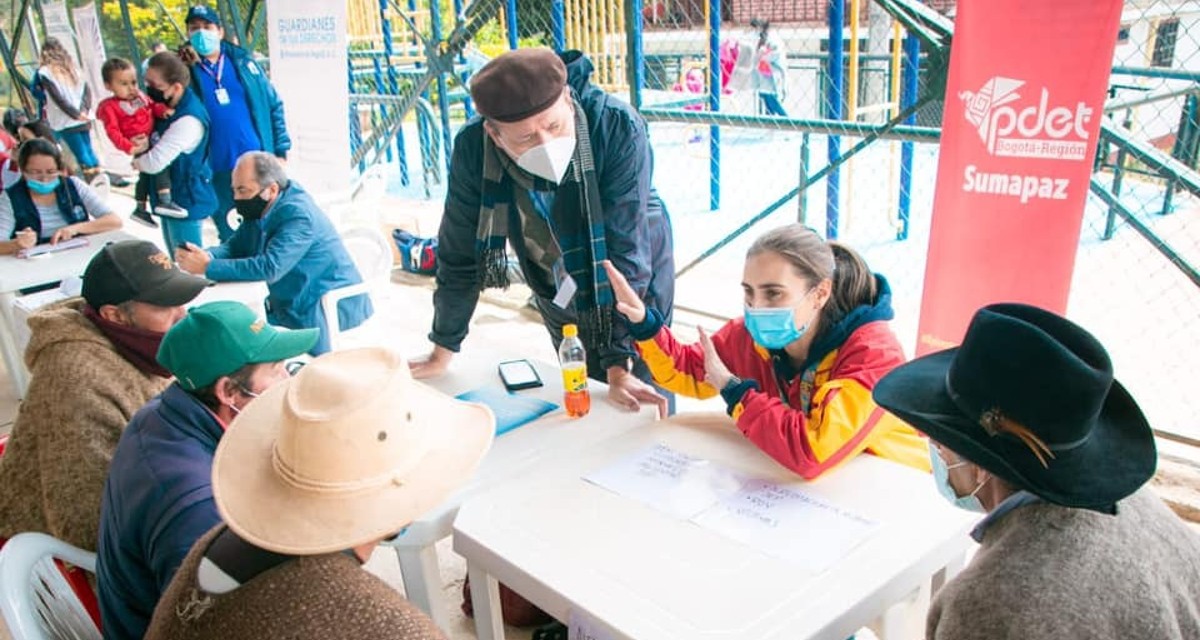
<box><xmin>144</xmin><ymin>348</ymin><xmax>495</xmax><ymax>640</ymax></box>
<box><xmin>96</xmin><ymin>301</ymin><xmax>319</xmax><ymax>640</ymax></box>
<box><xmin>872</xmin><ymin>303</ymin><xmax>1200</xmax><ymax>640</ymax></box>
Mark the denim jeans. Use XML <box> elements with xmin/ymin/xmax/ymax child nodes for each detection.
<box><xmin>57</xmin><ymin>127</ymin><xmax>99</xmax><ymax>169</ymax></box>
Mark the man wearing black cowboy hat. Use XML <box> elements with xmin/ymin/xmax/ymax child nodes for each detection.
<box><xmin>873</xmin><ymin>303</ymin><xmax>1200</xmax><ymax>640</ymax></box>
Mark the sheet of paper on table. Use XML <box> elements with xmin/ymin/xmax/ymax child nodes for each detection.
<box><xmin>584</xmin><ymin>444</ymin><xmax>880</xmax><ymax>573</ymax></box>
<box><xmin>583</xmin><ymin>443</ymin><xmax>746</xmax><ymax>519</ymax></box>
<box><xmin>690</xmin><ymin>479</ymin><xmax>880</xmax><ymax>574</ymax></box>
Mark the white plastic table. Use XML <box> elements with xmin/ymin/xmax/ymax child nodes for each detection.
<box><xmin>385</xmin><ymin>353</ymin><xmax>657</xmax><ymax>631</ymax></box>
<box><xmin>454</xmin><ymin>414</ymin><xmax>978</xmax><ymax>640</ymax></box>
<box><xmin>0</xmin><ymin>231</ymin><xmax>137</xmax><ymax>396</ymax></box>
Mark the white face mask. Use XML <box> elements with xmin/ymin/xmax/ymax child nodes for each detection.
<box><xmin>515</xmin><ymin>135</ymin><xmax>576</xmax><ymax>184</ymax></box>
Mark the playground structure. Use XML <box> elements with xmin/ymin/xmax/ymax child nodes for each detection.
<box><xmin>1</xmin><ymin>0</ymin><xmax>1199</xmax><ymax>440</ymax></box>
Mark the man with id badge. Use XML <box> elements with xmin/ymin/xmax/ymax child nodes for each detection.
<box><xmin>183</xmin><ymin>5</ymin><xmax>290</xmax><ymax>242</ymax></box>
<box><xmin>411</xmin><ymin>49</ymin><xmax>676</xmax><ymax>417</ymax></box>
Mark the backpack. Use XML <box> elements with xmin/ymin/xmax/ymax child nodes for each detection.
<box><xmin>391</xmin><ymin>229</ymin><xmax>437</xmax><ymax>275</ymax></box>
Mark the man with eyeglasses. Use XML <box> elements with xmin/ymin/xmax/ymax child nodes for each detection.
<box><xmin>95</xmin><ymin>300</ymin><xmax>317</xmax><ymax>640</ymax></box>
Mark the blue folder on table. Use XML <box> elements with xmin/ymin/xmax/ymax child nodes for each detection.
<box><xmin>455</xmin><ymin>387</ymin><xmax>559</xmax><ymax>436</ymax></box>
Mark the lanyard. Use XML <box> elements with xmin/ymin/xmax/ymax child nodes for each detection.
<box><xmin>198</xmin><ymin>54</ymin><xmax>225</xmax><ymax>88</ymax></box>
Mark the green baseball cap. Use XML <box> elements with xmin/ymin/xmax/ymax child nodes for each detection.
<box><xmin>158</xmin><ymin>301</ymin><xmax>319</xmax><ymax>391</ymax></box>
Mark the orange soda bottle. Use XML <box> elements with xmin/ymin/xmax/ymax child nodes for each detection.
<box><xmin>559</xmin><ymin>324</ymin><xmax>591</xmax><ymax>418</ymax></box>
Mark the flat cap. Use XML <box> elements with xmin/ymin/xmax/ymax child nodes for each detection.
<box><xmin>470</xmin><ymin>48</ymin><xmax>567</xmax><ymax>123</ymax></box>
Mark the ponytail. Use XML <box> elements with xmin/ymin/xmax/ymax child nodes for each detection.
<box><xmin>823</xmin><ymin>242</ymin><xmax>877</xmax><ymax>329</ymax></box>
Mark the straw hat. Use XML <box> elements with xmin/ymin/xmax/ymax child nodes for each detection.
<box><xmin>212</xmin><ymin>347</ymin><xmax>495</xmax><ymax>554</ymax></box>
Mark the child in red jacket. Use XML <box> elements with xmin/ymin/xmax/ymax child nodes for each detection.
<box><xmin>96</xmin><ymin>57</ymin><xmax>186</xmax><ymax>228</ymax></box>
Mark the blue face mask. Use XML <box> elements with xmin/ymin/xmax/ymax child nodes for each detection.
<box><xmin>25</xmin><ymin>176</ymin><xmax>60</xmax><ymax>195</ymax></box>
<box><xmin>929</xmin><ymin>444</ymin><xmax>987</xmax><ymax>513</ymax></box>
<box><xmin>744</xmin><ymin>306</ymin><xmax>811</xmax><ymax>349</ymax></box>
<box><xmin>190</xmin><ymin>29</ymin><xmax>221</xmax><ymax>57</ymax></box>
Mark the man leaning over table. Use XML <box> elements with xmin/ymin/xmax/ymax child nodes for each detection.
<box><xmin>175</xmin><ymin>151</ymin><xmax>372</xmax><ymax>355</ymax></box>
<box><xmin>409</xmin><ymin>48</ymin><xmax>675</xmax><ymax>417</ymax></box>
<box><xmin>97</xmin><ymin>301</ymin><xmax>317</xmax><ymax>640</ymax></box>
<box><xmin>0</xmin><ymin>240</ymin><xmax>209</xmax><ymax>550</ymax></box>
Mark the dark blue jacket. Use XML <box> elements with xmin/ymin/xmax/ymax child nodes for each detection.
<box><xmin>95</xmin><ymin>384</ymin><xmax>225</xmax><ymax>640</ymax></box>
<box><xmin>432</xmin><ymin>50</ymin><xmax>675</xmax><ymax>371</ymax></box>
<box><xmin>191</xmin><ymin>42</ymin><xmax>291</xmax><ymax>158</ymax></box>
<box><xmin>5</xmin><ymin>178</ymin><xmax>88</xmax><ymax>241</ymax></box>
<box><xmin>155</xmin><ymin>88</ymin><xmax>219</xmax><ymax>220</ymax></box>
<box><xmin>205</xmin><ymin>182</ymin><xmax>373</xmax><ymax>354</ymax></box>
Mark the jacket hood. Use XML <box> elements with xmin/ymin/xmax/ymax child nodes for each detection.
<box><xmin>795</xmin><ymin>273</ymin><xmax>896</xmax><ymax>373</ymax></box>
<box><xmin>561</xmin><ymin>50</ymin><xmax>595</xmax><ymax>95</ymax></box>
<box><xmin>24</xmin><ymin>298</ymin><xmax>112</xmax><ymax>369</ymax></box>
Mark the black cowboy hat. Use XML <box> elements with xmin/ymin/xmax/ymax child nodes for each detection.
<box><xmin>873</xmin><ymin>303</ymin><xmax>1155</xmax><ymax>510</ymax></box>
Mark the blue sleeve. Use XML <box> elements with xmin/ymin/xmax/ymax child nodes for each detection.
<box><xmin>206</xmin><ymin>223</ymin><xmax>254</xmax><ymax>260</ymax></box>
<box><xmin>430</xmin><ymin>124</ymin><xmax>485</xmax><ymax>352</ymax></box>
<box><xmin>264</xmin><ymin>78</ymin><xmax>291</xmax><ymax>157</ymax></box>
<box><xmin>206</xmin><ymin>212</ymin><xmax>312</xmax><ymax>283</ymax></box>
<box><xmin>149</xmin><ymin>498</ymin><xmax>220</xmax><ymax>593</ymax></box>
<box><xmin>596</xmin><ymin>108</ymin><xmax>656</xmax><ymax>369</ymax></box>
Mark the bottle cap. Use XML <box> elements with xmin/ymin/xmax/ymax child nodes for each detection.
<box><xmin>563</xmin><ymin>323</ymin><xmax>578</xmax><ymax>338</ymax></box>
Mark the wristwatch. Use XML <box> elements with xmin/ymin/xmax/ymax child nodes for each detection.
<box><xmin>721</xmin><ymin>375</ymin><xmax>743</xmax><ymax>392</ymax></box>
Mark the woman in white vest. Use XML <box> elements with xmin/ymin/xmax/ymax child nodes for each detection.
<box><xmin>35</xmin><ymin>38</ymin><xmax>101</xmax><ymax>182</ymax></box>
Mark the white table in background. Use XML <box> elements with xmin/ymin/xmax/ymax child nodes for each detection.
<box><xmin>384</xmin><ymin>351</ymin><xmax>657</xmax><ymax>631</ymax></box>
<box><xmin>0</xmin><ymin>231</ymin><xmax>136</xmax><ymax>396</ymax></box>
<box><xmin>454</xmin><ymin>414</ymin><xmax>978</xmax><ymax>640</ymax></box>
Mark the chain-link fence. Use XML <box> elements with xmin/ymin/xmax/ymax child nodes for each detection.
<box><xmin>432</xmin><ymin>0</ymin><xmax>1198</xmax><ymax>442</ymax></box>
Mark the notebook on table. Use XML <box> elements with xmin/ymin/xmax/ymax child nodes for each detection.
<box><xmin>455</xmin><ymin>386</ymin><xmax>559</xmax><ymax>436</ymax></box>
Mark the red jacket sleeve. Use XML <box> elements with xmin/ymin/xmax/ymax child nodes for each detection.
<box><xmin>96</xmin><ymin>100</ymin><xmax>134</xmax><ymax>153</ymax></box>
<box><xmin>150</xmin><ymin>97</ymin><xmax>171</xmax><ymax>120</ymax></box>
<box><xmin>633</xmin><ymin>320</ymin><xmax>744</xmax><ymax>400</ymax></box>
<box><xmin>732</xmin><ymin>325</ymin><xmax>904</xmax><ymax>479</ymax></box>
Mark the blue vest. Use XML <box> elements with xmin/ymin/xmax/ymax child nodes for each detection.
<box><xmin>5</xmin><ymin>178</ymin><xmax>87</xmax><ymax>242</ymax></box>
<box><xmin>154</xmin><ymin>89</ymin><xmax>219</xmax><ymax>220</ymax></box>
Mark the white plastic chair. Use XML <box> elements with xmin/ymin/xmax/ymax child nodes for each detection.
<box><xmin>321</xmin><ymin>227</ymin><xmax>394</xmax><ymax>351</ymax></box>
<box><xmin>0</xmin><ymin>533</ymin><xmax>101</xmax><ymax>640</ymax></box>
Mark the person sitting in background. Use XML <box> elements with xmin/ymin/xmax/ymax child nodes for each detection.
<box><xmin>97</xmin><ymin>301</ymin><xmax>317</xmax><ymax>640</ymax></box>
<box><xmin>97</xmin><ymin>56</ymin><xmax>188</xmax><ymax>228</ymax></box>
<box><xmin>175</xmin><ymin>152</ymin><xmax>372</xmax><ymax>355</ymax></box>
<box><xmin>0</xmin><ymin>138</ymin><xmax>122</xmax><ymax>254</ymax></box>
<box><xmin>606</xmin><ymin>224</ymin><xmax>928</xmax><ymax>479</ymax></box>
<box><xmin>0</xmin><ymin>110</ymin><xmax>27</xmax><ymax>189</ymax></box>
<box><xmin>0</xmin><ymin>240</ymin><xmax>209</xmax><ymax>550</ymax></box>
<box><xmin>873</xmin><ymin>303</ymin><xmax>1200</xmax><ymax>640</ymax></box>
<box><xmin>144</xmin><ymin>348</ymin><xmax>494</xmax><ymax>640</ymax></box>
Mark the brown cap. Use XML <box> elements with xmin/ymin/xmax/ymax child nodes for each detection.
<box><xmin>470</xmin><ymin>48</ymin><xmax>567</xmax><ymax>123</ymax></box>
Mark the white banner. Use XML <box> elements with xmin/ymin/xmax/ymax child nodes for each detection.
<box><xmin>266</xmin><ymin>0</ymin><xmax>352</xmax><ymax>204</ymax></box>
<box><xmin>41</xmin><ymin>1</ymin><xmax>80</xmax><ymax>66</ymax></box>
<box><xmin>72</xmin><ymin>2</ymin><xmax>132</xmax><ymax>172</ymax></box>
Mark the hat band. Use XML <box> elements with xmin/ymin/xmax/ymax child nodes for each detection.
<box><xmin>271</xmin><ymin>444</ymin><xmax>421</xmax><ymax>495</ymax></box>
<box><xmin>944</xmin><ymin>372</ymin><xmax>1094</xmax><ymax>453</ymax></box>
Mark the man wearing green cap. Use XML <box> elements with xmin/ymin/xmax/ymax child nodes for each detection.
<box><xmin>95</xmin><ymin>300</ymin><xmax>317</xmax><ymax>640</ymax></box>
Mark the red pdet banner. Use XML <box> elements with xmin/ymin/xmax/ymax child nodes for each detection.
<box><xmin>915</xmin><ymin>0</ymin><xmax>1123</xmax><ymax>356</ymax></box>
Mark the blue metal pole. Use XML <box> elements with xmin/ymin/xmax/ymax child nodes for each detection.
<box><xmin>380</xmin><ymin>0</ymin><xmax>408</xmax><ymax>183</ymax></box>
<box><xmin>430</xmin><ymin>0</ymin><xmax>453</xmax><ymax>174</ymax></box>
<box><xmin>551</xmin><ymin>0</ymin><xmax>566</xmax><ymax>52</ymax></box>
<box><xmin>452</xmin><ymin>0</ymin><xmax>474</xmax><ymax>118</ymax></box>
<box><xmin>898</xmin><ymin>30</ymin><xmax>920</xmax><ymax>241</ymax></box>
<box><xmin>348</xmin><ymin>59</ymin><xmax>365</xmax><ymax>174</ymax></box>
<box><xmin>826</xmin><ymin>0</ymin><xmax>844</xmax><ymax>240</ymax></box>
<box><xmin>372</xmin><ymin>56</ymin><xmax>393</xmax><ymax>162</ymax></box>
<box><xmin>708</xmin><ymin>0</ymin><xmax>721</xmax><ymax>211</ymax></box>
<box><xmin>626</xmin><ymin>0</ymin><xmax>645</xmax><ymax>109</ymax></box>
<box><xmin>505</xmin><ymin>0</ymin><xmax>519</xmax><ymax>50</ymax></box>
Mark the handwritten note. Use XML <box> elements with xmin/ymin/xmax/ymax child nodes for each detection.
<box><xmin>583</xmin><ymin>443</ymin><xmax>745</xmax><ymax>519</ymax></box>
<box><xmin>691</xmin><ymin>479</ymin><xmax>880</xmax><ymax>574</ymax></box>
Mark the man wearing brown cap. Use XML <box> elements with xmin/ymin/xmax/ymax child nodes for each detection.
<box><xmin>0</xmin><ymin>240</ymin><xmax>209</xmax><ymax>551</ymax></box>
<box><xmin>412</xmin><ymin>48</ymin><xmax>675</xmax><ymax>415</ymax></box>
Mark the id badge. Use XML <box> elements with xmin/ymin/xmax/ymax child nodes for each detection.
<box><xmin>551</xmin><ymin>259</ymin><xmax>577</xmax><ymax>309</ymax></box>
<box><xmin>215</xmin><ymin>88</ymin><xmax>231</xmax><ymax>105</ymax></box>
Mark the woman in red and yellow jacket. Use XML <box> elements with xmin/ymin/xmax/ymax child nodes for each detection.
<box><xmin>604</xmin><ymin>224</ymin><xmax>928</xmax><ymax>479</ymax></box>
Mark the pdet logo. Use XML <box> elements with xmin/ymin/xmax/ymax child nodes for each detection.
<box><xmin>959</xmin><ymin>77</ymin><xmax>1093</xmax><ymax>161</ymax></box>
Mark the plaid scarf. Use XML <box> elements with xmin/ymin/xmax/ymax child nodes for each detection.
<box><xmin>476</xmin><ymin>98</ymin><xmax>614</xmax><ymax>352</ymax></box>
